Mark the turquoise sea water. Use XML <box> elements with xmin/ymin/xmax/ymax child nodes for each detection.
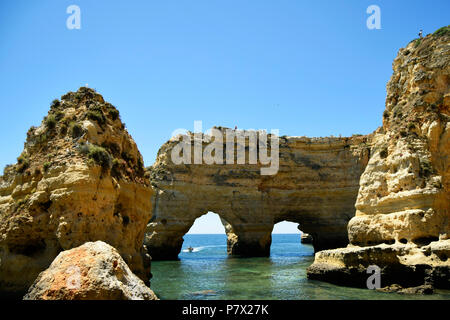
<box><xmin>150</xmin><ymin>234</ymin><xmax>450</xmax><ymax>300</ymax></box>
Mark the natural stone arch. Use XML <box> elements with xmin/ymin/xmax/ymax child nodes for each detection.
<box><xmin>145</xmin><ymin>129</ymin><xmax>372</xmax><ymax>259</ymax></box>
<box><xmin>145</xmin><ymin>205</ymin><xmax>241</xmax><ymax>260</ymax></box>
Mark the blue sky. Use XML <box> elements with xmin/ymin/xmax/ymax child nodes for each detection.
<box><xmin>1</xmin><ymin>1</ymin><xmax>448</xmax><ymax>233</ymax></box>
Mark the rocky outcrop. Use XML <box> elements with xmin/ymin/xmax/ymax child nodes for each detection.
<box><xmin>307</xmin><ymin>27</ymin><xmax>450</xmax><ymax>290</ymax></box>
<box><xmin>301</xmin><ymin>233</ymin><xmax>313</xmax><ymax>244</ymax></box>
<box><xmin>307</xmin><ymin>240</ymin><xmax>450</xmax><ymax>289</ymax></box>
<box><xmin>0</xmin><ymin>87</ymin><xmax>152</xmax><ymax>297</ymax></box>
<box><xmin>376</xmin><ymin>284</ymin><xmax>434</xmax><ymax>295</ymax></box>
<box><xmin>24</xmin><ymin>241</ymin><xmax>158</xmax><ymax>300</ymax></box>
<box><xmin>145</xmin><ymin>130</ymin><xmax>371</xmax><ymax>259</ymax></box>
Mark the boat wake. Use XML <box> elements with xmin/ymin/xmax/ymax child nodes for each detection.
<box><xmin>182</xmin><ymin>247</ymin><xmax>203</xmax><ymax>253</ymax></box>
<box><xmin>181</xmin><ymin>244</ymin><xmax>226</xmax><ymax>253</ymax></box>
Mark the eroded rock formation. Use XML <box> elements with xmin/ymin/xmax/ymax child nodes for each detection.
<box><xmin>24</xmin><ymin>241</ymin><xmax>158</xmax><ymax>300</ymax></box>
<box><xmin>145</xmin><ymin>130</ymin><xmax>372</xmax><ymax>259</ymax></box>
<box><xmin>301</xmin><ymin>233</ymin><xmax>313</xmax><ymax>244</ymax></box>
<box><xmin>307</xmin><ymin>28</ymin><xmax>450</xmax><ymax>289</ymax></box>
<box><xmin>0</xmin><ymin>87</ymin><xmax>152</xmax><ymax>297</ymax></box>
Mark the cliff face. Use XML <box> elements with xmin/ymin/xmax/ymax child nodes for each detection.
<box><xmin>145</xmin><ymin>130</ymin><xmax>371</xmax><ymax>259</ymax></box>
<box><xmin>0</xmin><ymin>88</ymin><xmax>152</xmax><ymax>296</ymax></box>
<box><xmin>307</xmin><ymin>28</ymin><xmax>450</xmax><ymax>289</ymax></box>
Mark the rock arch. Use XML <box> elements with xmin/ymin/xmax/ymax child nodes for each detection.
<box><xmin>145</xmin><ymin>129</ymin><xmax>372</xmax><ymax>260</ymax></box>
<box><xmin>145</xmin><ymin>209</ymin><xmax>237</xmax><ymax>260</ymax></box>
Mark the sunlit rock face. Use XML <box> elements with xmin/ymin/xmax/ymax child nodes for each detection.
<box><xmin>24</xmin><ymin>241</ymin><xmax>158</xmax><ymax>300</ymax></box>
<box><xmin>145</xmin><ymin>129</ymin><xmax>371</xmax><ymax>260</ymax></box>
<box><xmin>308</xmin><ymin>29</ymin><xmax>450</xmax><ymax>290</ymax></box>
<box><xmin>0</xmin><ymin>88</ymin><xmax>152</xmax><ymax>297</ymax></box>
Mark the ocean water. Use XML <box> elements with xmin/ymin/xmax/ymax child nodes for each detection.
<box><xmin>150</xmin><ymin>234</ymin><xmax>450</xmax><ymax>300</ymax></box>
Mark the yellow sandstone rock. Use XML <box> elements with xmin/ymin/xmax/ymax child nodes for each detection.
<box><xmin>307</xmin><ymin>28</ymin><xmax>450</xmax><ymax>290</ymax></box>
<box><xmin>23</xmin><ymin>241</ymin><xmax>158</xmax><ymax>300</ymax></box>
<box><xmin>0</xmin><ymin>87</ymin><xmax>152</xmax><ymax>297</ymax></box>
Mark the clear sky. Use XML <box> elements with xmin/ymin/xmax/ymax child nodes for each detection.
<box><xmin>187</xmin><ymin>212</ymin><xmax>300</xmax><ymax>234</ymax></box>
<box><xmin>0</xmin><ymin>1</ymin><xmax>448</xmax><ymax>233</ymax></box>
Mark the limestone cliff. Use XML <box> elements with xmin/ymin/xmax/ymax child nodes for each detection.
<box><xmin>0</xmin><ymin>87</ymin><xmax>152</xmax><ymax>297</ymax></box>
<box><xmin>307</xmin><ymin>27</ymin><xmax>450</xmax><ymax>289</ymax></box>
<box><xmin>145</xmin><ymin>130</ymin><xmax>371</xmax><ymax>259</ymax></box>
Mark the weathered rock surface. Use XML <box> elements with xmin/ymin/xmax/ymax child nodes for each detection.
<box><xmin>24</xmin><ymin>241</ymin><xmax>157</xmax><ymax>300</ymax></box>
<box><xmin>376</xmin><ymin>284</ymin><xmax>434</xmax><ymax>295</ymax></box>
<box><xmin>307</xmin><ymin>240</ymin><xmax>450</xmax><ymax>288</ymax></box>
<box><xmin>307</xmin><ymin>28</ymin><xmax>450</xmax><ymax>290</ymax></box>
<box><xmin>0</xmin><ymin>87</ymin><xmax>152</xmax><ymax>297</ymax></box>
<box><xmin>146</xmin><ymin>130</ymin><xmax>372</xmax><ymax>259</ymax></box>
